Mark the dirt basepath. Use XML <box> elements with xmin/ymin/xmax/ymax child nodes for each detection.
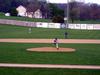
<box><xmin>0</xmin><ymin>63</ymin><xmax>100</xmax><ymax>69</ymax></box>
<box><xmin>0</xmin><ymin>39</ymin><xmax>100</xmax><ymax>44</ymax></box>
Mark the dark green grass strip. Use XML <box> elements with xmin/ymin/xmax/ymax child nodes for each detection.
<box><xmin>0</xmin><ymin>43</ymin><xmax>100</xmax><ymax>65</ymax></box>
<box><xmin>0</xmin><ymin>68</ymin><xmax>100</xmax><ymax>75</ymax></box>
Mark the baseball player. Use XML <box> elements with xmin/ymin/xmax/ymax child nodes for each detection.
<box><xmin>53</xmin><ymin>38</ymin><xmax>59</xmax><ymax>50</ymax></box>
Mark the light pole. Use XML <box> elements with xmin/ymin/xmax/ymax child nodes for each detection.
<box><xmin>64</xmin><ymin>0</ymin><xmax>69</xmax><ymax>39</ymax></box>
<box><xmin>66</xmin><ymin>0</ymin><xmax>69</xmax><ymax>28</ymax></box>
<box><xmin>47</xmin><ymin>0</ymin><xmax>49</xmax><ymax>27</ymax></box>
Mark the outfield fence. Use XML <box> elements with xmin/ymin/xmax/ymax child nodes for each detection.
<box><xmin>0</xmin><ymin>19</ymin><xmax>100</xmax><ymax>30</ymax></box>
<box><xmin>0</xmin><ymin>19</ymin><xmax>36</xmax><ymax>27</ymax></box>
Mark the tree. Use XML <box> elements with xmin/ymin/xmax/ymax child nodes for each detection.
<box><xmin>69</xmin><ymin>1</ymin><xmax>80</xmax><ymax>23</ymax></box>
<box><xmin>52</xmin><ymin>15</ymin><xmax>64</xmax><ymax>23</ymax></box>
<box><xmin>10</xmin><ymin>7</ymin><xmax>18</xmax><ymax>16</ymax></box>
<box><xmin>49</xmin><ymin>3</ymin><xmax>64</xmax><ymax>18</ymax></box>
<box><xmin>79</xmin><ymin>3</ymin><xmax>100</xmax><ymax>20</ymax></box>
<box><xmin>79</xmin><ymin>4</ymin><xmax>91</xmax><ymax>20</ymax></box>
<box><xmin>0</xmin><ymin>0</ymin><xmax>12</xmax><ymax>12</ymax></box>
<box><xmin>90</xmin><ymin>4</ymin><xmax>100</xmax><ymax>20</ymax></box>
<box><xmin>26</xmin><ymin>0</ymin><xmax>40</xmax><ymax>18</ymax></box>
<box><xmin>0</xmin><ymin>0</ymin><xmax>27</xmax><ymax>12</ymax></box>
<box><xmin>40</xmin><ymin>3</ymin><xmax>48</xmax><ymax>18</ymax></box>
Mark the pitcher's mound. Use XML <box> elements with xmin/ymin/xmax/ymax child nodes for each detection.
<box><xmin>27</xmin><ymin>47</ymin><xmax>75</xmax><ymax>52</ymax></box>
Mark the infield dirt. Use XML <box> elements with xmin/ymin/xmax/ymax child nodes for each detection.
<box><xmin>27</xmin><ymin>47</ymin><xmax>75</xmax><ymax>52</ymax></box>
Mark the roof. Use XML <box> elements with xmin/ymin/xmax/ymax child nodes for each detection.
<box><xmin>26</xmin><ymin>3</ymin><xmax>40</xmax><ymax>12</ymax></box>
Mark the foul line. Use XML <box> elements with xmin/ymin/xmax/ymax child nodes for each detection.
<box><xmin>0</xmin><ymin>63</ymin><xmax>100</xmax><ymax>69</ymax></box>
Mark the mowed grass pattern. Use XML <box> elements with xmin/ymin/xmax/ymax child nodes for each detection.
<box><xmin>0</xmin><ymin>24</ymin><xmax>100</xmax><ymax>39</ymax></box>
<box><xmin>0</xmin><ymin>43</ymin><xmax>100</xmax><ymax>75</ymax></box>
<box><xmin>0</xmin><ymin>24</ymin><xmax>100</xmax><ymax>75</ymax></box>
<box><xmin>0</xmin><ymin>43</ymin><xmax>100</xmax><ymax>65</ymax></box>
<box><xmin>0</xmin><ymin>68</ymin><xmax>100</xmax><ymax>75</ymax></box>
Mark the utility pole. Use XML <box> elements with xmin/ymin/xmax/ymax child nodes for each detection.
<box><xmin>66</xmin><ymin>0</ymin><xmax>69</xmax><ymax>28</ymax></box>
<box><xmin>47</xmin><ymin>0</ymin><xmax>49</xmax><ymax>28</ymax></box>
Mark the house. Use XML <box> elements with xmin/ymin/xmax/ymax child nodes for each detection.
<box><xmin>25</xmin><ymin>2</ymin><xmax>42</xmax><ymax>18</ymax></box>
<box><xmin>16</xmin><ymin>5</ymin><xmax>42</xmax><ymax>18</ymax></box>
<box><xmin>33</xmin><ymin>9</ymin><xmax>42</xmax><ymax>18</ymax></box>
<box><xmin>16</xmin><ymin>5</ymin><xmax>26</xmax><ymax>17</ymax></box>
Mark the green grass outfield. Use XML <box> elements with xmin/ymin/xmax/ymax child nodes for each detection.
<box><xmin>0</xmin><ymin>43</ymin><xmax>100</xmax><ymax>75</ymax></box>
<box><xmin>0</xmin><ymin>24</ymin><xmax>100</xmax><ymax>75</ymax></box>
<box><xmin>0</xmin><ymin>43</ymin><xmax>100</xmax><ymax>65</ymax></box>
<box><xmin>0</xmin><ymin>24</ymin><xmax>100</xmax><ymax>39</ymax></box>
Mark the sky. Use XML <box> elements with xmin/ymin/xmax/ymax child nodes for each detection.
<box><xmin>46</xmin><ymin>0</ymin><xmax>100</xmax><ymax>4</ymax></box>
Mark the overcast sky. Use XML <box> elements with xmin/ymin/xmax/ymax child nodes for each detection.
<box><xmin>46</xmin><ymin>0</ymin><xmax>100</xmax><ymax>4</ymax></box>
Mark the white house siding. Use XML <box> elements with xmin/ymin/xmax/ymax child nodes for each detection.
<box><xmin>34</xmin><ymin>9</ymin><xmax>42</xmax><ymax>18</ymax></box>
<box><xmin>16</xmin><ymin>5</ymin><xmax>26</xmax><ymax>17</ymax></box>
<box><xmin>25</xmin><ymin>12</ymin><xmax>33</xmax><ymax>18</ymax></box>
<box><xmin>16</xmin><ymin>5</ymin><xmax>42</xmax><ymax>18</ymax></box>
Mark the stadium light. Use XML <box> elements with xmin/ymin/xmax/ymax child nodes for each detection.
<box><xmin>66</xmin><ymin>0</ymin><xmax>69</xmax><ymax>28</ymax></box>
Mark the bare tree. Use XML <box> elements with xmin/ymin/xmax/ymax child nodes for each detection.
<box><xmin>26</xmin><ymin>0</ymin><xmax>40</xmax><ymax>18</ymax></box>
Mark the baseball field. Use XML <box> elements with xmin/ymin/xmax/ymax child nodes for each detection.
<box><xmin>0</xmin><ymin>24</ymin><xmax>100</xmax><ymax>75</ymax></box>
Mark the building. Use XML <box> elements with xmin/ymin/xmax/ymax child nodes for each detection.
<box><xmin>16</xmin><ymin>5</ymin><xmax>26</xmax><ymax>17</ymax></box>
<box><xmin>16</xmin><ymin>5</ymin><xmax>42</xmax><ymax>18</ymax></box>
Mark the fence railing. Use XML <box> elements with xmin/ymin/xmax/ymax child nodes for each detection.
<box><xmin>0</xmin><ymin>19</ymin><xmax>100</xmax><ymax>30</ymax></box>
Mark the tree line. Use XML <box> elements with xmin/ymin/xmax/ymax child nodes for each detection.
<box><xmin>69</xmin><ymin>1</ymin><xmax>100</xmax><ymax>22</ymax></box>
<box><xmin>0</xmin><ymin>0</ymin><xmax>64</xmax><ymax>23</ymax></box>
<box><xmin>0</xmin><ymin>0</ymin><xmax>100</xmax><ymax>23</ymax></box>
